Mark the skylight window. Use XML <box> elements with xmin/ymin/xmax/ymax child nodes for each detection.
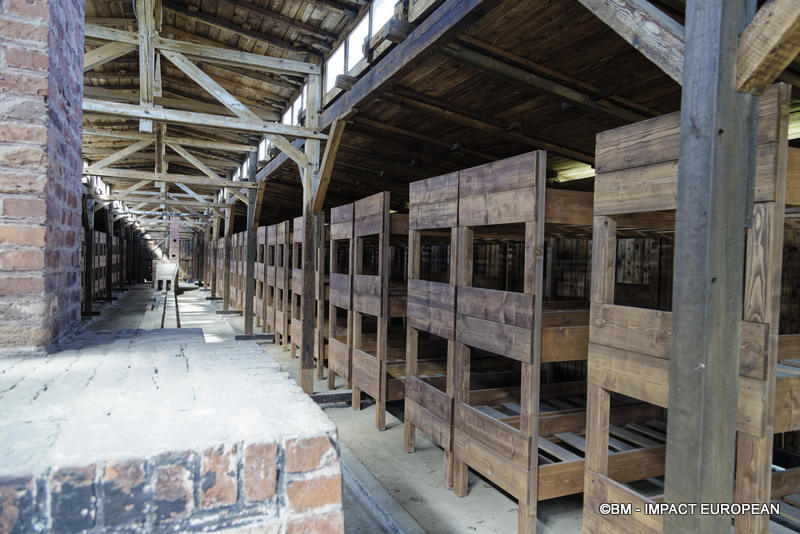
<box><xmin>348</xmin><ymin>15</ymin><xmax>369</xmax><ymax>70</ymax></box>
<box><xmin>325</xmin><ymin>44</ymin><xmax>345</xmax><ymax>93</ymax></box>
<box><xmin>371</xmin><ymin>0</ymin><xmax>394</xmax><ymax>35</ymax></box>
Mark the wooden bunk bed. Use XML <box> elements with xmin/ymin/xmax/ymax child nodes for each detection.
<box><xmin>316</xmin><ymin>218</ymin><xmax>330</xmax><ymax>379</ymax></box>
<box><xmin>93</xmin><ymin>230</ymin><xmax>106</xmax><ymax>299</ymax></box>
<box><xmin>231</xmin><ymin>231</ymin><xmax>245</xmax><ymax>310</ymax></box>
<box><xmin>215</xmin><ymin>237</ymin><xmax>225</xmax><ymax>301</ymax></box>
<box><xmin>328</xmin><ymin>202</ymin><xmax>355</xmax><ymax>389</ymax></box>
<box><xmin>582</xmin><ymin>83</ymin><xmax>799</xmax><ymax>534</ymax></box>
<box><xmin>443</xmin><ymin>152</ymin><xmax>667</xmax><ymax>534</ymax></box>
<box><xmin>275</xmin><ymin>220</ymin><xmax>291</xmax><ymax>349</ymax></box>
<box><xmin>264</xmin><ymin>224</ymin><xmax>277</xmax><ymax>334</ymax></box>
<box><xmin>290</xmin><ymin>216</ymin><xmax>331</xmax><ymax>376</ymax></box>
<box><xmin>349</xmin><ymin>191</ymin><xmax>409</xmax><ymax>430</ymax></box>
<box><xmin>255</xmin><ymin>226</ymin><xmax>266</xmax><ymax>330</ymax></box>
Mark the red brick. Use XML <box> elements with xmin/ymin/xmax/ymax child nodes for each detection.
<box><xmin>0</xmin><ymin>171</ymin><xmax>45</xmax><ymax>193</ymax></box>
<box><xmin>153</xmin><ymin>464</ymin><xmax>194</xmax><ymax>522</ymax></box>
<box><xmin>0</xmin><ymin>71</ymin><xmax>47</xmax><ymax>96</ymax></box>
<box><xmin>0</xmin><ymin>19</ymin><xmax>48</xmax><ymax>43</ymax></box>
<box><xmin>0</xmin><ymin>476</ymin><xmax>34</xmax><ymax>534</ymax></box>
<box><xmin>243</xmin><ymin>442</ymin><xmax>277</xmax><ymax>502</ymax></box>
<box><xmin>0</xmin><ymin>122</ymin><xmax>46</xmax><ymax>144</ymax></box>
<box><xmin>285</xmin><ymin>436</ymin><xmax>338</xmax><ymax>473</ymax></box>
<box><xmin>4</xmin><ymin>47</ymin><xmax>48</xmax><ymax>71</ymax></box>
<box><xmin>0</xmin><ymin>249</ymin><xmax>43</xmax><ymax>270</ymax></box>
<box><xmin>0</xmin><ymin>146</ymin><xmax>46</xmax><ymax>167</ymax></box>
<box><xmin>287</xmin><ymin>475</ymin><xmax>342</xmax><ymax>512</ymax></box>
<box><xmin>5</xmin><ymin>0</ymin><xmax>50</xmax><ymax>19</ymax></box>
<box><xmin>102</xmin><ymin>460</ymin><xmax>146</xmax><ymax>528</ymax></box>
<box><xmin>1</xmin><ymin>197</ymin><xmax>46</xmax><ymax>217</ymax></box>
<box><xmin>51</xmin><ymin>466</ymin><xmax>96</xmax><ymax>532</ymax></box>
<box><xmin>0</xmin><ymin>276</ymin><xmax>43</xmax><ymax>295</ymax></box>
<box><xmin>199</xmin><ymin>444</ymin><xmax>238</xmax><ymax>509</ymax></box>
<box><xmin>287</xmin><ymin>511</ymin><xmax>344</xmax><ymax>534</ymax></box>
<box><xmin>0</xmin><ymin>226</ymin><xmax>45</xmax><ymax>246</ymax></box>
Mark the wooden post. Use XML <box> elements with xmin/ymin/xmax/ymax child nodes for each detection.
<box><xmin>314</xmin><ymin>213</ymin><xmax>326</xmax><ymax>379</ymax></box>
<box><xmin>663</xmin><ymin>0</ymin><xmax>758</xmax><ymax>531</ymax></box>
<box><xmin>222</xmin><ymin>195</ymin><xmax>232</xmax><ymax>312</ymax></box>
<box><xmin>210</xmin><ymin>215</ymin><xmax>219</xmax><ymax>298</ymax></box>
<box><xmin>244</xmin><ymin>151</ymin><xmax>258</xmax><ymax>334</ymax></box>
<box><xmin>105</xmin><ymin>209</ymin><xmax>113</xmax><ymax>299</ymax></box>
<box><xmin>82</xmin><ymin>195</ymin><xmax>95</xmax><ymax>315</ymax></box>
<box><xmin>300</xmin><ymin>69</ymin><xmax>321</xmax><ymax>394</ymax></box>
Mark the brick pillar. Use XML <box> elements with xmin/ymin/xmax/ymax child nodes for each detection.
<box><xmin>0</xmin><ymin>0</ymin><xmax>84</xmax><ymax>352</ymax></box>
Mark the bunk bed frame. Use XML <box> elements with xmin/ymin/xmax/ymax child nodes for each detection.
<box><xmin>349</xmin><ymin>192</ymin><xmax>409</xmax><ymax>430</ymax></box>
<box><xmin>264</xmin><ymin>224</ymin><xmax>277</xmax><ymax>334</ymax></box>
<box><xmin>582</xmin><ymin>83</ymin><xmax>800</xmax><ymax>534</ymax></box>
<box><xmin>255</xmin><ymin>226</ymin><xmax>266</xmax><ymax>330</ymax></box>
<box><xmin>215</xmin><ymin>237</ymin><xmax>225</xmax><ymax>301</ymax></box>
<box><xmin>328</xmin><ymin>202</ymin><xmax>355</xmax><ymax>389</ymax></box>
<box><xmin>442</xmin><ymin>152</ymin><xmax>666</xmax><ymax>534</ymax></box>
<box><xmin>275</xmin><ymin>220</ymin><xmax>291</xmax><ymax>349</ymax></box>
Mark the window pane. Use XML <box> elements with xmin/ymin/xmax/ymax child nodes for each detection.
<box><xmin>325</xmin><ymin>44</ymin><xmax>345</xmax><ymax>92</ymax></box>
<box><xmin>371</xmin><ymin>0</ymin><xmax>394</xmax><ymax>35</ymax></box>
<box><xmin>282</xmin><ymin>109</ymin><xmax>292</xmax><ymax>125</ymax></box>
<box><xmin>347</xmin><ymin>16</ymin><xmax>369</xmax><ymax>70</ymax></box>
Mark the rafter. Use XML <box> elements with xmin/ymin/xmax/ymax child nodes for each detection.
<box><xmin>82</xmin><ymin>99</ymin><xmax>328</xmax><ymax>139</ymax></box>
<box><xmin>84</xmin><ymin>167</ymin><xmax>260</xmax><ymax>188</ymax></box>
<box><xmin>136</xmin><ymin>0</ymin><xmax>155</xmax><ymax>132</ymax></box>
<box><xmin>84</xmin><ymin>24</ymin><xmax>319</xmax><ymax>75</ymax></box>
<box><xmin>312</xmin><ymin>118</ymin><xmax>345</xmax><ymax>212</ymax></box>
<box><xmin>234</xmin><ymin>0</ymin><xmax>338</xmax><ymax>41</ymax></box>
<box><xmin>83</xmin><ymin>128</ymin><xmax>257</xmax><ymax>152</ymax></box>
<box><xmin>86</xmin><ymin>139</ymin><xmax>153</xmax><ymax>171</ymax></box>
<box><xmin>576</xmin><ymin>0</ymin><xmax>685</xmax><ymax>84</ymax></box>
<box><xmin>84</xmin><ymin>42</ymin><xmax>137</xmax><ymax>71</ymax></box>
<box><xmin>737</xmin><ymin>0</ymin><xmax>800</xmax><ymax>94</ymax></box>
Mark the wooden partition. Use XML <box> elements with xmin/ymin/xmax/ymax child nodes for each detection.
<box><xmin>231</xmin><ymin>231</ymin><xmax>246</xmax><ymax>310</ymax></box>
<box><xmin>274</xmin><ymin>220</ymin><xmax>291</xmax><ymax>349</ymax></box>
<box><xmin>582</xmin><ymin>83</ymin><xmax>796</xmax><ymax>534</ymax></box>
<box><xmin>215</xmin><ymin>238</ymin><xmax>225</xmax><ymax>298</ymax></box>
<box><xmin>263</xmin><ymin>224</ymin><xmax>277</xmax><ymax>333</ymax></box>
<box><xmin>350</xmin><ymin>192</ymin><xmax>409</xmax><ymax>430</ymax></box>
<box><xmin>255</xmin><ymin>226</ymin><xmax>266</xmax><ymax>330</ymax></box>
<box><xmin>328</xmin><ymin>203</ymin><xmax>355</xmax><ymax>389</ymax></box>
<box><xmin>93</xmin><ymin>230</ymin><xmax>107</xmax><ymax>298</ymax></box>
<box><xmin>404</xmin><ymin>172</ymin><xmax>460</xmax><ymax>484</ymax></box>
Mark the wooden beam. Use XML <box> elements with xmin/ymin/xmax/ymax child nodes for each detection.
<box><xmin>167</xmin><ymin>142</ymin><xmax>224</xmax><ymax>181</ymax></box>
<box><xmin>320</xmin><ymin>0</ymin><xmax>492</xmax><ymax>129</ymax></box>
<box><xmin>115</xmin><ymin>179</ymin><xmax>153</xmax><ymax>201</ymax></box>
<box><xmin>136</xmin><ymin>0</ymin><xmax>155</xmax><ymax>132</ymax></box>
<box><xmin>663</xmin><ymin>0</ymin><xmax>757</xmax><ymax>531</ymax></box>
<box><xmin>387</xmin><ymin>89</ymin><xmax>594</xmax><ymax>163</ymax></box>
<box><xmin>439</xmin><ymin>43</ymin><xmax>647</xmax><ymax>122</ymax></box>
<box><xmin>160</xmin><ymin>49</ymin><xmax>261</xmax><ymax>122</ymax></box>
<box><xmin>85</xmin><ymin>17</ymin><xmax>136</xmax><ymax>26</ymax></box>
<box><xmin>234</xmin><ymin>0</ymin><xmax>339</xmax><ymax>41</ymax></box>
<box><xmin>84</xmin><ymin>42</ymin><xmax>137</xmax><ymax>71</ymax></box>
<box><xmin>244</xmin><ymin>151</ymin><xmax>258</xmax><ymax>334</ymax></box>
<box><xmin>305</xmin><ymin>0</ymin><xmax>359</xmax><ymax>18</ymax></box>
<box><xmin>576</xmin><ymin>0</ymin><xmax>685</xmax><ymax>84</ymax></box>
<box><xmin>83</xmin><ymin>128</ymin><xmax>257</xmax><ymax>152</ymax></box>
<box><xmin>89</xmin><ymin>195</ymin><xmax>232</xmax><ymax>209</ymax></box>
<box><xmin>737</xmin><ymin>0</ymin><xmax>800</xmax><ymax>94</ymax></box>
<box><xmin>84</xmin><ymin>24</ymin><xmax>319</xmax><ymax>75</ymax></box>
<box><xmin>265</xmin><ymin>134</ymin><xmax>308</xmax><ymax>168</ymax></box>
<box><xmin>312</xmin><ymin>118</ymin><xmax>345</xmax><ymax>212</ymax></box>
<box><xmin>82</xmin><ymin>99</ymin><xmax>328</xmax><ymax>139</ymax></box>
<box><xmin>86</xmin><ymin>139</ymin><xmax>153</xmax><ymax>172</ymax></box>
<box><xmin>161</xmin><ymin>0</ymin><xmax>315</xmax><ymax>58</ymax></box>
<box><xmin>84</xmin><ymin>167</ymin><xmax>259</xmax><ymax>188</ymax></box>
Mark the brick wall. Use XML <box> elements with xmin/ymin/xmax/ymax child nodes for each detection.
<box><xmin>0</xmin><ymin>0</ymin><xmax>84</xmax><ymax>353</ymax></box>
<box><xmin>0</xmin><ymin>434</ymin><xmax>345</xmax><ymax>533</ymax></box>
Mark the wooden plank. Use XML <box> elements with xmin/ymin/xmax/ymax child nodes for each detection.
<box><xmin>737</xmin><ymin>0</ymin><xmax>800</xmax><ymax>94</ymax></box>
<box><xmin>352</xmin><ymin>348</ymin><xmax>380</xmax><ymax>399</ymax></box>
<box><xmin>787</xmin><ymin>147</ymin><xmax>800</xmax><ymax>206</ymax></box>
<box><xmin>772</xmin><ymin>467</ymin><xmax>800</xmax><ymax>499</ymax></box>
<box><xmin>457</xmin><ymin>286</ymin><xmax>533</xmax><ymax>329</ymax></box>
<box><xmin>541</xmin><ymin>326</ymin><xmax>589</xmax><ymax>363</ymax></box>
<box><xmin>84</xmin><ymin>41</ymin><xmax>137</xmax><ymax>71</ymax></box>
<box><xmin>584</xmin><ymin>471</ymin><xmax>663</xmax><ymax>533</ymax></box>
<box><xmin>352</xmin><ymin>274</ymin><xmax>382</xmax><ymax>317</ymax></box>
<box><xmin>455</xmin><ymin>402</ymin><xmax>529</xmax><ymax>467</ymax></box>
<box><xmin>538</xmin><ymin>446</ymin><xmax>665</xmax><ymax>501</ymax></box>
<box><xmin>406</xmin><ymin>375</ymin><xmax>451</xmax><ymax>422</ymax></box>
<box><xmin>452</xmin><ymin>427</ymin><xmax>527</xmax><ymax>499</ymax></box>
<box><xmin>312</xmin><ymin>118</ymin><xmax>346</xmax><ymax>213</ymax></box>
<box><xmin>576</xmin><ymin>0</ymin><xmax>684</xmax><ymax>84</ymax></box>
<box><xmin>538</xmin><ymin>437</ymin><xmax>581</xmax><ymax>462</ymax></box>
<box><xmin>457</xmin><ymin>314</ymin><xmax>532</xmax><ymax>362</ymax></box>
<box><xmin>544</xmin><ymin>189</ymin><xmax>593</xmax><ymax>226</ymax></box>
<box><xmin>353</xmin><ymin>193</ymin><xmax>386</xmax><ymax>237</ymax></box>
<box><xmin>589</xmin><ymin>304</ymin><xmax>672</xmax><ymax>359</ymax></box>
<box><xmin>409</xmin><ymin>172</ymin><xmax>459</xmax><ymax>230</ymax></box>
<box><xmin>406</xmin><ymin>279</ymin><xmax>456</xmax><ymax>340</ymax></box>
<box><xmin>405</xmin><ymin>397</ymin><xmax>451</xmax><ymax>449</ymax></box>
<box><xmin>779</xmin><ymin>334</ymin><xmax>800</xmax><ymax>361</ymax></box>
<box><xmin>774</xmin><ymin>375</ymin><xmax>800</xmax><ymax>433</ymax></box>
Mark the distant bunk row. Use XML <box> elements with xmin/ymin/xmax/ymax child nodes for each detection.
<box><xmin>199</xmin><ymin>83</ymin><xmax>800</xmax><ymax>534</ymax></box>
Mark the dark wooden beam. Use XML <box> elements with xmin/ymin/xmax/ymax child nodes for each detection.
<box><xmin>304</xmin><ymin>0</ymin><xmax>359</xmax><ymax>18</ymax></box>
<box><xmin>320</xmin><ymin>0</ymin><xmax>495</xmax><ymax>129</ymax></box>
<box><xmin>244</xmin><ymin>151</ymin><xmax>258</xmax><ymax>334</ymax></box>
<box><xmin>439</xmin><ymin>43</ymin><xmax>648</xmax><ymax>122</ymax></box>
<box><xmin>162</xmin><ymin>0</ymin><xmax>317</xmax><ymax>59</ymax></box>
<box><xmin>386</xmin><ymin>87</ymin><xmax>594</xmax><ymax>163</ymax></box>
<box><xmin>663</xmin><ymin>0</ymin><xmax>758</xmax><ymax>531</ymax></box>
<box><xmin>234</xmin><ymin>0</ymin><xmax>339</xmax><ymax>41</ymax></box>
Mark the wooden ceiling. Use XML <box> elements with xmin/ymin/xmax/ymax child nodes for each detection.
<box><xmin>83</xmin><ymin>0</ymin><xmax>800</xmax><ymax>232</ymax></box>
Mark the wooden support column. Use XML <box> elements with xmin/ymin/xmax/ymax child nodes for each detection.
<box><xmin>210</xmin><ymin>215</ymin><xmax>220</xmax><ymax>298</ymax></box>
<box><xmin>81</xmin><ymin>195</ymin><xmax>95</xmax><ymax>315</ymax></box>
<box><xmin>314</xmin><ymin>213</ymin><xmax>325</xmax><ymax>379</ymax></box>
<box><xmin>244</xmin><ymin>151</ymin><xmax>258</xmax><ymax>334</ymax></box>
<box><xmin>663</xmin><ymin>1</ymin><xmax>758</xmax><ymax>531</ymax></box>
<box><xmin>220</xmin><ymin>189</ymin><xmax>233</xmax><ymax>311</ymax></box>
<box><xmin>300</xmin><ymin>69</ymin><xmax>322</xmax><ymax>394</ymax></box>
<box><xmin>105</xmin><ymin>209</ymin><xmax>113</xmax><ymax>299</ymax></box>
